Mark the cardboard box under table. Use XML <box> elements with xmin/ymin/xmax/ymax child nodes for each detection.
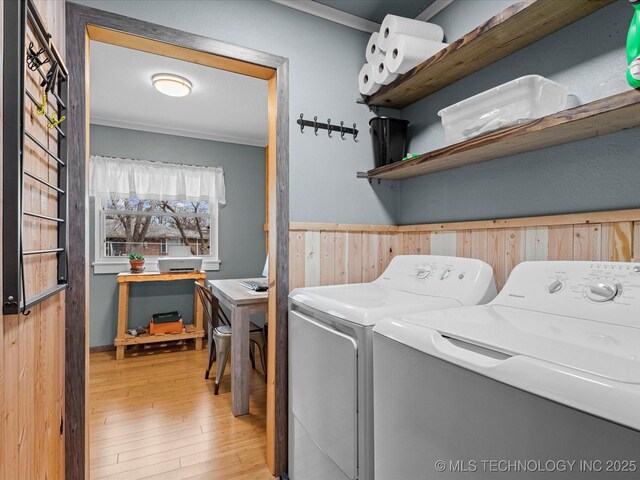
<box><xmin>114</xmin><ymin>271</ymin><xmax>206</xmax><ymax>359</ymax></box>
<box><xmin>149</xmin><ymin>311</ymin><xmax>184</xmax><ymax>335</ymax></box>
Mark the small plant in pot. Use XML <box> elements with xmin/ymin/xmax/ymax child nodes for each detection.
<box><xmin>128</xmin><ymin>253</ymin><xmax>145</xmax><ymax>273</ymax></box>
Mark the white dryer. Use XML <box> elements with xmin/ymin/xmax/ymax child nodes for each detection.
<box><xmin>373</xmin><ymin>261</ymin><xmax>640</xmax><ymax>480</ymax></box>
<box><xmin>288</xmin><ymin>255</ymin><xmax>497</xmax><ymax>480</ymax></box>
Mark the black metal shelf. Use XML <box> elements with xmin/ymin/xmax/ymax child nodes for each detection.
<box><xmin>3</xmin><ymin>0</ymin><xmax>69</xmax><ymax>315</ymax></box>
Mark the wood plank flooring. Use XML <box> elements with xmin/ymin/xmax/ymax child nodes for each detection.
<box><xmin>89</xmin><ymin>344</ymin><xmax>273</xmax><ymax>479</ymax></box>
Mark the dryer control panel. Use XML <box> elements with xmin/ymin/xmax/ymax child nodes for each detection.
<box><xmin>374</xmin><ymin>255</ymin><xmax>497</xmax><ymax>306</ymax></box>
<box><xmin>494</xmin><ymin>261</ymin><xmax>640</xmax><ymax>328</ymax></box>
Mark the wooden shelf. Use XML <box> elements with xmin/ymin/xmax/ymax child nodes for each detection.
<box><xmin>365</xmin><ymin>0</ymin><xmax>614</xmax><ymax>109</ymax></box>
<box><xmin>115</xmin><ymin>325</ymin><xmax>204</xmax><ymax>347</ymax></box>
<box><xmin>366</xmin><ymin>89</ymin><xmax>640</xmax><ymax>180</ymax></box>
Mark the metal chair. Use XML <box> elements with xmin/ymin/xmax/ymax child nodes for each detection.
<box><xmin>195</xmin><ymin>282</ymin><xmax>267</xmax><ymax>394</ymax></box>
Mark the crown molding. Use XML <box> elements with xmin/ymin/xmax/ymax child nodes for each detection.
<box><xmin>415</xmin><ymin>0</ymin><xmax>455</xmax><ymax>21</ymax></box>
<box><xmin>90</xmin><ymin>116</ymin><xmax>267</xmax><ymax>148</ymax></box>
<box><xmin>269</xmin><ymin>0</ymin><xmax>380</xmax><ymax>33</ymax></box>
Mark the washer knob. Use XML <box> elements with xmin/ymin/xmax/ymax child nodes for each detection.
<box><xmin>546</xmin><ymin>279</ymin><xmax>564</xmax><ymax>294</ymax></box>
<box><xmin>440</xmin><ymin>269</ymin><xmax>451</xmax><ymax>280</ymax></box>
<box><xmin>416</xmin><ymin>268</ymin><xmax>431</xmax><ymax>280</ymax></box>
<box><xmin>585</xmin><ymin>280</ymin><xmax>619</xmax><ymax>303</ymax></box>
<box><xmin>547</xmin><ymin>279</ymin><xmax>564</xmax><ymax>295</ymax></box>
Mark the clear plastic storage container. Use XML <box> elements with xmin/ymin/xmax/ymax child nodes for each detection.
<box><xmin>438</xmin><ymin>75</ymin><xmax>568</xmax><ymax>144</ymax></box>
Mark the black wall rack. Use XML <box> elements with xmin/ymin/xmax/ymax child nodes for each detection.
<box><xmin>3</xmin><ymin>0</ymin><xmax>69</xmax><ymax>315</ymax></box>
<box><xmin>297</xmin><ymin>114</ymin><xmax>358</xmax><ymax>140</ymax></box>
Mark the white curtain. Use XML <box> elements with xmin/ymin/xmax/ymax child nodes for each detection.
<box><xmin>89</xmin><ymin>156</ymin><xmax>226</xmax><ymax>205</ymax></box>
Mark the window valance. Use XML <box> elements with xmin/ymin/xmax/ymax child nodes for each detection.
<box><xmin>89</xmin><ymin>155</ymin><xmax>226</xmax><ymax>205</ymax></box>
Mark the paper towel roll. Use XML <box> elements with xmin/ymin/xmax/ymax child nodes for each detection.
<box><xmin>372</xmin><ymin>51</ymin><xmax>398</xmax><ymax>86</ymax></box>
<box><xmin>386</xmin><ymin>34</ymin><xmax>449</xmax><ymax>74</ymax></box>
<box><xmin>358</xmin><ymin>63</ymin><xmax>380</xmax><ymax>96</ymax></box>
<box><xmin>365</xmin><ymin>32</ymin><xmax>380</xmax><ymax>63</ymax></box>
<box><xmin>378</xmin><ymin>14</ymin><xmax>444</xmax><ymax>51</ymax></box>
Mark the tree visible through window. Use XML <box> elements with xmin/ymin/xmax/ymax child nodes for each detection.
<box><xmin>102</xmin><ymin>197</ymin><xmax>211</xmax><ymax>257</ymax></box>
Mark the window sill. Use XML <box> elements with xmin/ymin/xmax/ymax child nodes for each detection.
<box><xmin>92</xmin><ymin>259</ymin><xmax>221</xmax><ymax>275</ymax></box>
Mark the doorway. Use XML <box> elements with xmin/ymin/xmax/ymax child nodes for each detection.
<box><xmin>66</xmin><ymin>4</ymin><xmax>289</xmax><ymax>478</ymax></box>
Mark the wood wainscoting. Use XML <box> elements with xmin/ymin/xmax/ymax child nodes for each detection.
<box><xmin>290</xmin><ymin>209</ymin><xmax>640</xmax><ymax>292</ymax></box>
<box><xmin>288</xmin><ymin>224</ymin><xmax>401</xmax><ymax>291</ymax></box>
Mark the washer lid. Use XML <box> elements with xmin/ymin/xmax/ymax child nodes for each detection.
<box><xmin>289</xmin><ymin>283</ymin><xmax>460</xmax><ymax>327</ymax></box>
<box><xmin>374</xmin><ymin>305</ymin><xmax>640</xmax><ymax>430</ymax></box>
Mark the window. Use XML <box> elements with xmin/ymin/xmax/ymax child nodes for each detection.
<box><xmin>90</xmin><ymin>155</ymin><xmax>225</xmax><ymax>274</ymax></box>
<box><xmin>94</xmin><ymin>197</ymin><xmax>220</xmax><ymax>273</ymax></box>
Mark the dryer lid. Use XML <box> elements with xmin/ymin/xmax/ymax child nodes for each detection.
<box><xmin>290</xmin><ymin>283</ymin><xmax>460</xmax><ymax>327</ymax></box>
<box><xmin>289</xmin><ymin>254</ymin><xmax>497</xmax><ymax>327</ymax></box>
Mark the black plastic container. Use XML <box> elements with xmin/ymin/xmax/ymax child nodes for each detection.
<box><xmin>369</xmin><ymin>117</ymin><xmax>409</xmax><ymax>168</ymax></box>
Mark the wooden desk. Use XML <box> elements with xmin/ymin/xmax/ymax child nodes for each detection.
<box><xmin>115</xmin><ymin>271</ymin><xmax>207</xmax><ymax>360</ymax></box>
<box><xmin>208</xmin><ymin>278</ymin><xmax>268</xmax><ymax>416</ymax></box>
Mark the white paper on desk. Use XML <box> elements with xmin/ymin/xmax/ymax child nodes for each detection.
<box><xmin>249</xmin><ymin>290</ymin><xmax>268</xmax><ymax>296</ymax></box>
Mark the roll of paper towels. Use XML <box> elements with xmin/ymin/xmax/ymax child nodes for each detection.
<box><xmin>365</xmin><ymin>32</ymin><xmax>380</xmax><ymax>63</ymax></box>
<box><xmin>379</xmin><ymin>14</ymin><xmax>444</xmax><ymax>51</ymax></box>
<box><xmin>358</xmin><ymin>63</ymin><xmax>380</xmax><ymax>96</ymax></box>
<box><xmin>386</xmin><ymin>34</ymin><xmax>449</xmax><ymax>74</ymax></box>
<box><xmin>372</xmin><ymin>51</ymin><xmax>398</xmax><ymax>86</ymax></box>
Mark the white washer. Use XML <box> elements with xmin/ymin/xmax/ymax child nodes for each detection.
<box><xmin>373</xmin><ymin>261</ymin><xmax>640</xmax><ymax>480</ymax></box>
<box><xmin>288</xmin><ymin>255</ymin><xmax>497</xmax><ymax>480</ymax></box>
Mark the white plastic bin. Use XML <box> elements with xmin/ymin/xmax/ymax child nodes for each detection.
<box><xmin>438</xmin><ymin>75</ymin><xmax>568</xmax><ymax>144</ymax></box>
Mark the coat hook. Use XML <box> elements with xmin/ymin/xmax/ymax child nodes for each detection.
<box><xmin>37</xmin><ymin>92</ymin><xmax>47</xmax><ymax>116</ymax></box>
<box><xmin>314</xmin><ymin>116</ymin><xmax>318</xmax><ymax>135</ymax></box>
<box><xmin>340</xmin><ymin>121</ymin><xmax>345</xmax><ymax>139</ymax></box>
<box><xmin>299</xmin><ymin>113</ymin><xmax>304</xmax><ymax>133</ymax></box>
<box><xmin>47</xmin><ymin>111</ymin><xmax>66</xmax><ymax>129</ymax></box>
<box><xmin>26</xmin><ymin>41</ymin><xmax>49</xmax><ymax>71</ymax></box>
<box><xmin>327</xmin><ymin>118</ymin><xmax>332</xmax><ymax>137</ymax></box>
<box><xmin>40</xmin><ymin>60</ymin><xmax>58</xmax><ymax>93</ymax></box>
<box><xmin>353</xmin><ymin>123</ymin><xmax>358</xmax><ymax>141</ymax></box>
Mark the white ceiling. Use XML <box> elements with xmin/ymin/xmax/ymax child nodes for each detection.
<box><xmin>89</xmin><ymin>41</ymin><xmax>268</xmax><ymax>147</ymax></box>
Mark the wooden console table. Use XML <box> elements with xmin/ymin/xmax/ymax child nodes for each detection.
<box><xmin>115</xmin><ymin>271</ymin><xmax>206</xmax><ymax>360</ymax></box>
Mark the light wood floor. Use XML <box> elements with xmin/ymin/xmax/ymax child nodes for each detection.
<box><xmin>89</xmin><ymin>343</ymin><xmax>273</xmax><ymax>479</ymax></box>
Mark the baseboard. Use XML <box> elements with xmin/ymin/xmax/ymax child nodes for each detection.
<box><xmin>89</xmin><ymin>345</ymin><xmax>115</xmax><ymax>353</ymax></box>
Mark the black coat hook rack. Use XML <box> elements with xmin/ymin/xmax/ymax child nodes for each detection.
<box><xmin>298</xmin><ymin>113</ymin><xmax>358</xmax><ymax>140</ymax></box>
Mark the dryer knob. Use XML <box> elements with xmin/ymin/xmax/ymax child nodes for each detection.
<box><xmin>416</xmin><ymin>268</ymin><xmax>431</xmax><ymax>280</ymax></box>
<box><xmin>585</xmin><ymin>280</ymin><xmax>618</xmax><ymax>303</ymax></box>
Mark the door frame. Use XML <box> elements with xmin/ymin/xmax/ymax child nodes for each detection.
<box><xmin>65</xmin><ymin>4</ymin><xmax>289</xmax><ymax>478</ymax></box>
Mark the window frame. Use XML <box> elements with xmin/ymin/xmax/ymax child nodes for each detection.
<box><xmin>92</xmin><ymin>196</ymin><xmax>220</xmax><ymax>274</ymax></box>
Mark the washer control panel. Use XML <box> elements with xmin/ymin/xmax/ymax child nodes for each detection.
<box><xmin>495</xmin><ymin>261</ymin><xmax>640</xmax><ymax>327</ymax></box>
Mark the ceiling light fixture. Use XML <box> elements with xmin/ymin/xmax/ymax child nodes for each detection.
<box><xmin>152</xmin><ymin>73</ymin><xmax>192</xmax><ymax>97</ymax></box>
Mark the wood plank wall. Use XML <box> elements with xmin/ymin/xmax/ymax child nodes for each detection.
<box><xmin>1</xmin><ymin>2</ymin><xmax>66</xmax><ymax>478</ymax></box>
<box><xmin>289</xmin><ymin>210</ymin><xmax>640</xmax><ymax>292</ymax></box>
<box><xmin>288</xmin><ymin>225</ymin><xmax>400</xmax><ymax>290</ymax></box>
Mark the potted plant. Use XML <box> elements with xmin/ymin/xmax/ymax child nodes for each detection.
<box><xmin>128</xmin><ymin>252</ymin><xmax>145</xmax><ymax>273</ymax></box>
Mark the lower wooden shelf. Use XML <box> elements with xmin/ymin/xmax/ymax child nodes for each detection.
<box><xmin>366</xmin><ymin>89</ymin><xmax>640</xmax><ymax>180</ymax></box>
<box><xmin>115</xmin><ymin>324</ymin><xmax>204</xmax><ymax>347</ymax></box>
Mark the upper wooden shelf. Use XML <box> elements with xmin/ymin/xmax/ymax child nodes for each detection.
<box><xmin>366</xmin><ymin>89</ymin><xmax>640</xmax><ymax>180</ymax></box>
<box><xmin>365</xmin><ymin>0</ymin><xmax>615</xmax><ymax>109</ymax></box>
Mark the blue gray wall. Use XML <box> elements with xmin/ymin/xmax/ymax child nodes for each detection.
<box><xmin>398</xmin><ymin>0</ymin><xmax>640</xmax><ymax>224</ymax></box>
<box><xmin>72</xmin><ymin>0</ymin><xmax>400</xmax><ymax>225</ymax></box>
<box><xmin>89</xmin><ymin>125</ymin><xmax>266</xmax><ymax>347</ymax></box>
<box><xmin>78</xmin><ymin>0</ymin><xmax>640</xmax><ymax>284</ymax></box>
